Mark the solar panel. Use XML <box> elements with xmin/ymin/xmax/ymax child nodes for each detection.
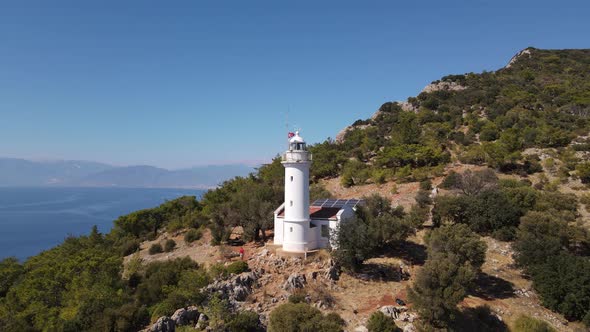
<box><xmin>311</xmin><ymin>198</ymin><xmax>364</xmax><ymax>209</ymax></box>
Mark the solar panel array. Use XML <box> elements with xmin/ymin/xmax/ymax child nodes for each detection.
<box><xmin>311</xmin><ymin>198</ymin><xmax>364</xmax><ymax>209</ymax></box>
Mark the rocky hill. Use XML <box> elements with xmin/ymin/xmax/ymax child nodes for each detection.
<box><xmin>2</xmin><ymin>48</ymin><xmax>590</xmax><ymax>332</ymax></box>
<box><xmin>314</xmin><ymin>47</ymin><xmax>590</xmax><ymax>187</ymax></box>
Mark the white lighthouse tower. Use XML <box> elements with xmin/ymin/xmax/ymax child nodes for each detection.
<box><xmin>280</xmin><ymin>131</ymin><xmax>311</xmax><ymax>252</ymax></box>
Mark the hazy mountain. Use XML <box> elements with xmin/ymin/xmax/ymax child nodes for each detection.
<box><xmin>0</xmin><ymin>158</ymin><xmax>114</xmax><ymax>186</ymax></box>
<box><xmin>0</xmin><ymin>158</ymin><xmax>254</xmax><ymax>188</ymax></box>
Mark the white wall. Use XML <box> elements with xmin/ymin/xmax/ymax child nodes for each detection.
<box><xmin>283</xmin><ymin>163</ymin><xmax>310</xmax><ymax>221</ymax></box>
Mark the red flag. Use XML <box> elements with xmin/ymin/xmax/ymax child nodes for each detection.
<box><xmin>288</xmin><ymin>132</ymin><xmax>295</xmax><ymax>138</ymax></box>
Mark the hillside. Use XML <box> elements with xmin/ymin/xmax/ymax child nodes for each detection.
<box><xmin>1</xmin><ymin>48</ymin><xmax>590</xmax><ymax>332</ymax></box>
<box><xmin>310</xmin><ymin>47</ymin><xmax>590</xmax><ymax>186</ymax></box>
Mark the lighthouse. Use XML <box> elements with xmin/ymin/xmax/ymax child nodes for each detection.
<box><xmin>280</xmin><ymin>131</ymin><xmax>311</xmax><ymax>252</ymax></box>
<box><xmin>273</xmin><ymin>130</ymin><xmax>363</xmax><ymax>253</ymax></box>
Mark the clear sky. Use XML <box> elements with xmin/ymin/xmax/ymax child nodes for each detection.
<box><xmin>1</xmin><ymin>0</ymin><xmax>588</xmax><ymax>169</ymax></box>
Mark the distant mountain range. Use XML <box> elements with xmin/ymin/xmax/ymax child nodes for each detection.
<box><xmin>0</xmin><ymin>158</ymin><xmax>254</xmax><ymax>188</ymax></box>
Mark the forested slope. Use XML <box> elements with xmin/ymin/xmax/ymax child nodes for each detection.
<box><xmin>2</xmin><ymin>48</ymin><xmax>590</xmax><ymax>331</ymax></box>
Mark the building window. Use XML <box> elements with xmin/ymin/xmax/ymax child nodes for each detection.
<box><xmin>290</xmin><ymin>200</ymin><xmax>293</xmax><ymax>207</ymax></box>
<box><xmin>321</xmin><ymin>225</ymin><xmax>329</xmax><ymax>238</ymax></box>
<box><xmin>290</xmin><ymin>227</ymin><xmax>293</xmax><ymax>232</ymax></box>
<box><xmin>290</xmin><ymin>176</ymin><xmax>293</xmax><ymax>182</ymax></box>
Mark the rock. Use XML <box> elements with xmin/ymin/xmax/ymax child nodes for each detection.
<box><xmin>399</xmin><ymin>101</ymin><xmax>418</xmax><ymax>113</ymax></box>
<box><xmin>421</xmin><ymin>81</ymin><xmax>466</xmax><ymax>94</ymax></box>
<box><xmin>233</xmin><ymin>285</ymin><xmax>249</xmax><ymax>301</ymax></box>
<box><xmin>506</xmin><ymin>48</ymin><xmax>533</xmax><ymax>68</ymax></box>
<box><xmin>204</xmin><ymin>270</ymin><xmax>261</xmax><ymax>305</ymax></box>
<box><xmin>379</xmin><ymin>305</ymin><xmax>400</xmax><ymax>319</ymax></box>
<box><xmin>308</xmin><ymin>271</ymin><xmax>319</xmax><ymax>281</ymax></box>
<box><xmin>354</xmin><ymin>326</ymin><xmax>369</xmax><ymax>332</ymax></box>
<box><xmin>171</xmin><ymin>306</ymin><xmax>199</xmax><ymax>326</ymax></box>
<box><xmin>195</xmin><ymin>313</ymin><xmax>208</xmax><ymax>330</ymax></box>
<box><xmin>325</xmin><ymin>265</ymin><xmax>340</xmax><ymax>281</ymax></box>
<box><xmin>282</xmin><ymin>273</ymin><xmax>306</xmax><ymax>291</ymax></box>
<box><xmin>403</xmin><ymin>323</ymin><xmax>416</xmax><ymax>332</ymax></box>
<box><xmin>149</xmin><ymin>316</ymin><xmax>175</xmax><ymax>332</ymax></box>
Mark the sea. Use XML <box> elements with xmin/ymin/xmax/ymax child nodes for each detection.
<box><xmin>0</xmin><ymin>187</ymin><xmax>205</xmax><ymax>261</ymax></box>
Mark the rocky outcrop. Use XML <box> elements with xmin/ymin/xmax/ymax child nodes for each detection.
<box><xmin>171</xmin><ymin>306</ymin><xmax>199</xmax><ymax>326</ymax></box>
<box><xmin>399</xmin><ymin>101</ymin><xmax>418</xmax><ymax>113</ymax></box>
<box><xmin>282</xmin><ymin>273</ymin><xmax>307</xmax><ymax>291</ymax></box>
<box><xmin>149</xmin><ymin>316</ymin><xmax>175</xmax><ymax>332</ymax></box>
<box><xmin>205</xmin><ymin>270</ymin><xmax>261</xmax><ymax>304</ymax></box>
<box><xmin>421</xmin><ymin>81</ymin><xmax>466</xmax><ymax>94</ymax></box>
<box><xmin>335</xmin><ymin>124</ymin><xmax>371</xmax><ymax>143</ymax></box>
<box><xmin>325</xmin><ymin>262</ymin><xmax>341</xmax><ymax>281</ymax></box>
<box><xmin>506</xmin><ymin>48</ymin><xmax>533</xmax><ymax>68</ymax></box>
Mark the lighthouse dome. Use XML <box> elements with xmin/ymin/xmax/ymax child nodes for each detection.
<box><xmin>289</xmin><ymin>131</ymin><xmax>305</xmax><ymax>143</ymax></box>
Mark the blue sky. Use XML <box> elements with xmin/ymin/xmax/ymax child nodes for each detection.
<box><xmin>1</xmin><ymin>0</ymin><xmax>588</xmax><ymax>169</ymax></box>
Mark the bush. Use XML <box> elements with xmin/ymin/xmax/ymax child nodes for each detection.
<box><xmin>419</xmin><ymin>179</ymin><xmax>433</xmax><ymax>191</ymax></box>
<box><xmin>440</xmin><ymin>171</ymin><xmax>461</xmax><ymax>189</ymax></box>
<box><xmin>268</xmin><ymin>303</ymin><xmax>344</xmax><ymax>332</ymax></box>
<box><xmin>415</xmin><ymin>190</ymin><xmax>432</xmax><ymax>208</ymax></box>
<box><xmin>0</xmin><ymin>257</ymin><xmax>23</xmax><ymax>297</ymax></box>
<box><xmin>408</xmin><ymin>254</ymin><xmax>477</xmax><ymax>327</ymax></box>
<box><xmin>512</xmin><ymin>315</ymin><xmax>556</xmax><ymax>332</ymax></box>
<box><xmin>164</xmin><ymin>239</ymin><xmax>176</xmax><ymax>252</ymax></box>
<box><xmin>576</xmin><ymin>162</ymin><xmax>590</xmax><ymax>183</ymax></box>
<box><xmin>226</xmin><ymin>261</ymin><xmax>249</xmax><ymax>275</ymax></box>
<box><xmin>288</xmin><ymin>291</ymin><xmax>307</xmax><ymax>304</ymax></box>
<box><xmin>119</xmin><ymin>238</ymin><xmax>141</xmax><ymax>256</ymax></box>
<box><xmin>426</xmin><ymin>224</ymin><xmax>487</xmax><ymax>270</ymax></box>
<box><xmin>184</xmin><ymin>229</ymin><xmax>202</xmax><ymax>243</ymax></box>
<box><xmin>226</xmin><ymin>311</ymin><xmax>261</xmax><ymax>332</ymax></box>
<box><xmin>148</xmin><ymin>243</ymin><xmax>163</xmax><ymax>255</ymax></box>
<box><xmin>367</xmin><ymin>311</ymin><xmax>400</xmax><ymax>332</ymax></box>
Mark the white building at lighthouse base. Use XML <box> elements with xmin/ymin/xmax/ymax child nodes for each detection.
<box><xmin>273</xmin><ymin>198</ymin><xmax>363</xmax><ymax>252</ymax></box>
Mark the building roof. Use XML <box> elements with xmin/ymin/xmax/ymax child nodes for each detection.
<box><xmin>276</xmin><ymin>206</ymin><xmax>343</xmax><ymax>220</ymax></box>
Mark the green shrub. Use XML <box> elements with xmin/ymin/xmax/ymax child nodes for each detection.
<box><xmin>440</xmin><ymin>171</ymin><xmax>461</xmax><ymax>189</ymax></box>
<box><xmin>226</xmin><ymin>260</ymin><xmax>249</xmax><ymax>275</ymax></box>
<box><xmin>164</xmin><ymin>239</ymin><xmax>176</xmax><ymax>252</ymax></box>
<box><xmin>148</xmin><ymin>243</ymin><xmax>163</xmax><ymax>255</ymax></box>
<box><xmin>576</xmin><ymin>162</ymin><xmax>590</xmax><ymax>183</ymax></box>
<box><xmin>120</xmin><ymin>238</ymin><xmax>140</xmax><ymax>256</ymax></box>
<box><xmin>0</xmin><ymin>257</ymin><xmax>23</xmax><ymax>297</ymax></box>
<box><xmin>419</xmin><ymin>179</ymin><xmax>433</xmax><ymax>191</ymax></box>
<box><xmin>226</xmin><ymin>311</ymin><xmax>261</xmax><ymax>332</ymax></box>
<box><xmin>288</xmin><ymin>292</ymin><xmax>307</xmax><ymax>304</ymax></box>
<box><xmin>268</xmin><ymin>303</ymin><xmax>344</xmax><ymax>332</ymax></box>
<box><xmin>512</xmin><ymin>315</ymin><xmax>556</xmax><ymax>332</ymax></box>
<box><xmin>367</xmin><ymin>311</ymin><xmax>400</xmax><ymax>332</ymax></box>
<box><xmin>184</xmin><ymin>229</ymin><xmax>202</xmax><ymax>243</ymax></box>
<box><xmin>415</xmin><ymin>190</ymin><xmax>432</xmax><ymax>208</ymax></box>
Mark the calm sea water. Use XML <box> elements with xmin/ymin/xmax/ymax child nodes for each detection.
<box><xmin>0</xmin><ymin>187</ymin><xmax>205</xmax><ymax>261</ymax></box>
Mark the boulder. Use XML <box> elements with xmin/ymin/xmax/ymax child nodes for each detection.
<box><xmin>204</xmin><ymin>270</ymin><xmax>261</xmax><ymax>304</ymax></box>
<box><xmin>171</xmin><ymin>306</ymin><xmax>199</xmax><ymax>326</ymax></box>
<box><xmin>379</xmin><ymin>305</ymin><xmax>400</xmax><ymax>319</ymax></box>
<box><xmin>149</xmin><ymin>316</ymin><xmax>175</xmax><ymax>332</ymax></box>
<box><xmin>283</xmin><ymin>273</ymin><xmax>307</xmax><ymax>291</ymax></box>
<box><xmin>325</xmin><ymin>265</ymin><xmax>340</xmax><ymax>281</ymax></box>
